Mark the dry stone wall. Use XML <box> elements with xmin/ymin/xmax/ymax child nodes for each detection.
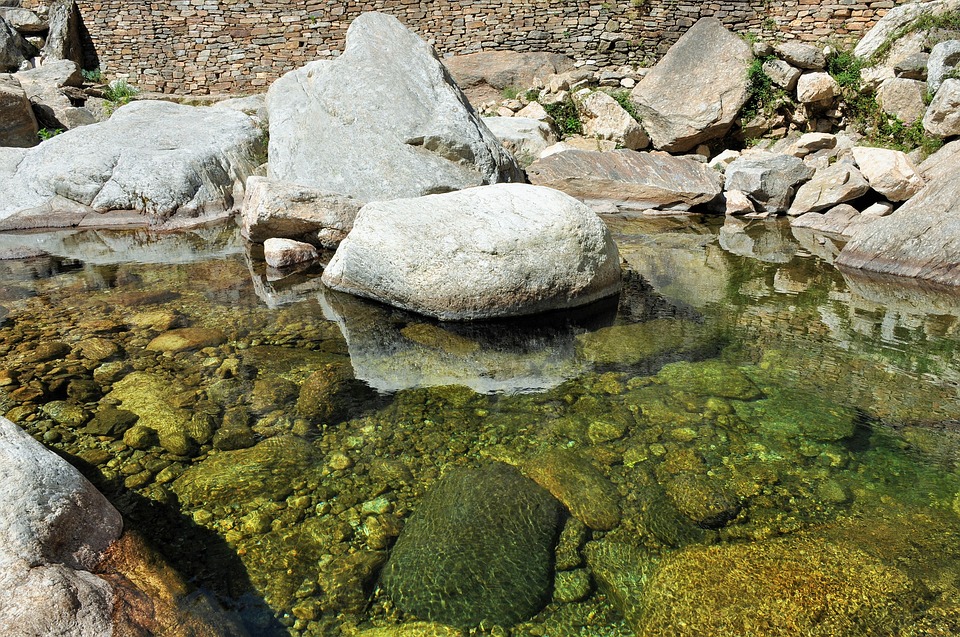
<box><xmin>21</xmin><ymin>0</ymin><xmax>906</xmax><ymax>95</ymax></box>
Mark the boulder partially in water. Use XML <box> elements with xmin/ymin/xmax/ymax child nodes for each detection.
<box><xmin>0</xmin><ymin>100</ymin><xmax>265</xmax><ymax>231</ymax></box>
<box><xmin>266</xmin><ymin>12</ymin><xmax>522</xmax><ymax>202</ymax></box>
<box><xmin>380</xmin><ymin>462</ymin><xmax>562</xmax><ymax>628</ymax></box>
<box><xmin>322</xmin><ymin>183</ymin><xmax>621</xmax><ymax>320</ymax></box>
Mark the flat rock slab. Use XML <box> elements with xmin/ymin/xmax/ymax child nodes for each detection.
<box><xmin>322</xmin><ymin>183</ymin><xmax>622</xmax><ymax>320</ymax></box>
<box><xmin>630</xmin><ymin>17</ymin><xmax>752</xmax><ymax>152</ymax></box>
<box><xmin>445</xmin><ymin>50</ymin><xmax>573</xmax><ymax>104</ymax></box>
<box><xmin>837</xmin><ymin>163</ymin><xmax>960</xmax><ymax>286</ymax></box>
<box><xmin>527</xmin><ymin>148</ymin><xmax>722</xmax><ymax>211</ymax></box>
<box><xmin>380</xmin><ymin>462</ymin><xmax>562</xmax><ymax>628</ymax></box>
<box><xmin>266</xmin><ymin>12</ymin><xmax>522</xmax><ymax>203</ymax></box>
<box><xmin>0</xmin><ymin>100</ymin><xmax>265</xmax><ymax>231</ymax></box>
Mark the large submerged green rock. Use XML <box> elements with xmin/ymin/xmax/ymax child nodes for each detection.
<box><xmin>575</xmin><ymin>319</ymin><xmax>716</xmax><ymax>367</ymax></box>
<box><xmin>380</xmin><ymin>462</ymin><xmax>562</xmax><ymax>628</ymax></box>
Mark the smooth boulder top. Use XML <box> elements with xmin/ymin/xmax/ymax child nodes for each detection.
<box><xmin>0</xmin><ymin>100</ymin><xmax>265</xmax><ymax>231</ymax></box>
<box><xmin>321</xmin><ymin>183</ymin><xmax>622</xmax><ymax>321</ymax></box>
<box><xmin>266</xmin><ymin>12</ymin><xmax>522</xmax><ymax>202</ymax></box>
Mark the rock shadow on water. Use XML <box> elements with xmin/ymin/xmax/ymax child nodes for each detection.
<box><xmin>59</xmin><ymin>449</ymin><xmax>288</xmax><ymax>636</ymax></box>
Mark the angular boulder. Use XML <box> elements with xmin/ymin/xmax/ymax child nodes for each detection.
<box><xmin>851</xmin><ymin>146</ymin><xmax>924</xmax><ymax>201</ymax></box>
<box><xmin>0</xmin><ymin>14</ymin><xmax>36</xmax><ymax>72</ymax></box>
<box><xmin>0</xmin><ymin>8</ymin><xmax>44</xmax><ymax>34</ymax></box>
<box><xmin>923</xmin><ymin>78</ymin><xmax>960</xmax><ymax>138</ymax></box>
<box><xmin>267</xmin><ymin>12</ymin><xmax>522</xmax><ymax>202</ymax></box>
<box><xmin>724</xmin><ymin>151</ymin><xmax>814</xmax><ymax>213</ymax></box>
<box><xmin>41</xmin><ymin>0</ymin><xmax>83</xmax><ymax>66</ymax></box>
<box><xmin>919</xmin><ymin>138</ymin><xmax>960</xmax><ymax>181</ymax></box>
<box><xmin>527</xmin><ymin>148</ymin><xmax>722</xmax><ymax>211</ymax></box>
<box><xmin>630</xmin><ymin>17</ymin><xmax>752</xmax><ymax>152</ymax></box>
<box><xmin>853</xmin><ymin>0</ymin><xmax>960</xmax><ymax>59</ymax></box>
<box><xmin>763</xmin><ymin>58</ymin><xmax>801</xmax><ymax>91</ymax></box>
<box><xmin>0</xmin><ymin>416</ymin><xmax>122</xmax><ymax>636</ymax></box>
<box><xmin>577</xmin><ymin>90</ymin><xmax>648</xmax><ymax>150</ymax></box>
<box><xmin>321</xmin><ymin>183</ymin><xmax>622</xmax><ymax>320</ymax></box>
<box><xmin>482</xmin><ymin>116</ymin><xmax>558</xmax><ymax>165</ymax></box>
<box><xmin>444</xmin><ymin>50</ymin><xmax>573</xmax><ymax>104</ymax></box>
<box><xmin>0</xmin><ymin>100</ymin><xmax>265</xmax><ymax>230</ymax></box>
<box><xmin>787</xmin><ymin>160</ymin><xmax>871</xmax><ymax>215</ymax></box>
<box><xmin>792</xmin><ymin>203</ymin><xmax>879</xmax><ymax>237</ymax></box>
<box><xmin>836</xmin><ymin>163</ymin><xmax>960</xmax><ymax>285</ymax></box>
<box><xmin>240</xmin><ymin>176</ymin><xmax>360</xmax><ymax>248</ymax></box>
<box><xmin>796</xmin><ymin>72</ymin><xmax>839</xmax><ymax>103</ymax></box>
<box><xmin>927</xmin><ymin>39</ymin><xmax>960</xmax><ymax>93</ymax></box>
<box><xmin>15</xmin><ymin>58</ymin><xmax>94</xmax><ymax>130</ymax></box>
<box><xmin>380</xmin><ymin>462</ymin><xmax>562</xmax><ymax>628</ymax></box>
<box><xmin>775</xmin><ymin>42</ymin><xmax>826</xmax><ymax>70</ymax></box>
<box><xmin>0</xmin><ymin>72</ymin><xmax>37</xmax><ymax>146</ymax></box>
<box><xmin>877</xmin><ymin>77</ymin><xmax>928</xmax><ymax>125</ymax></box>
<box><xmin>264</xmin><ymin>237</ymin><xmax>318</xmax><ymax>268</ymax></box>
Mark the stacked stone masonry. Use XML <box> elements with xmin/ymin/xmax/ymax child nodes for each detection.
<box><xmin>20</xmin><ymin>0</ymin><xmax>906</xmax><ymax>95</ymax></box>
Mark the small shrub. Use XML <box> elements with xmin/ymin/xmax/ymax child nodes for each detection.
<box><xmin>37</xmin><ymin>128</ymin><xmax>64</xmax><ymax>141</ymax></box>
<box><xmin>741</xmin><ymin>57</ymin><xmax>784</xmax><ymax>123</ymax></box>
<box><xmin>611</xmin><ymin>89</ymin><xmax>642</xmax><ymax>122</ymax></box>
<box><xmin>103</xmin><ymin>79</ymin><xmax>140</xmax><ymax>115</ymax></box>
<box><xmin>524</xmin><ymin>89</ymin><xmax>540</xmax><ymax>102</ymax></box>
<box><xmin>827</xmin><ymin>49</ymin><xmax>864</xmax><ymax>93</ymax></box>
<box><xmin>501</xmin><ymin>86</ymin><xmax>520</xmax><ymax>100</ymax></box>
<box><xmin>81</xmin><ymin>68</ymin><xmax>102</xmax><ymax>83</ymax></box>
<box><xmin>543</xmin><ymin>98</ymin><xmax>583</xmax><ymax>137</ymax></box>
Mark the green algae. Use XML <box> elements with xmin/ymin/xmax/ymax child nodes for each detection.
<box><xmin>656</xmin><ymin>360</ymin><xmax>763</xmax><ymax>400</ymax></box>
<box><xmin>574</xmin><ymin>318</ymin><xmax>718</xmax><ymax>367</ymax></box>
<box><xmin>733</xmin><ymin>386</ymin><xmax>859</xmax><ymax>442</ymax></box>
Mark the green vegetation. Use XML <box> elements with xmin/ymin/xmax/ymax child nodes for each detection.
<box><xmin>544</xmin><ymin>97</ymin><xmax>583</xmax><ymax>137</ymax></box>
<box><xmin>103</xmin><ymin>79</ymin><xmax>140</xmax><ymax>115</ymax></box>
<box><xmin>740</xmin><ymin>57</ymin><xmax>787</xmax><ymax>123</ymax></box>
<box><xmin>501</xmin><ymin>86</ymin><xmax>521</xmax><ymax>100</ymax></box>
<box><xmin>826</xmin><ymin>48</ymin><xmax>864</xmax><ymax>92</ymax></box>
<box><xmin>81</xmin><ymin>68</ymin><xmax>102</xmax><ymax>83</ymax></box>
<box><xmin>37</xmin><ymin>128</ymin><xmax>64</xmax><ymax>141</ymax></box>
<box><xmin>611</xmin><ymin>89</ymin><xmax>642</xmax><ymax>123</ymax></box>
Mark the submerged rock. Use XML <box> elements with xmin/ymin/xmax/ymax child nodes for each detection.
<box><xmin>522</xmin><ymin>448</ymin><xmax>621</xmax><ymax>531</ymax></box>
<box><xmin>733</xmin><ymin>387</ymin><xmax>858</xmax><ymax>441</ymax></box>
<box><xmin>322</xmin><ymin>183</ymin><xmax>621</xmax><ymax>320</ymax></box>
<box><xmin>575</xmin><ymin>318</ymin><xmax>717</xmax><ymax>367</ymax></box>
<box><xmin>656</xmin><ymin>360</ymin><xmax>763</xmax><ymax>400</ymax></box>
<box><xmin>381</xmin><ymin>462</ymin><xmax>562</xmax><ymax>628</ymax></box>
<box><xmin>146</xmin><ymin>327</ymin><xmax>226</xmax><ymax>353</ymax></box>
<box><xmin>267</xmin><ymin>12</ymin><xmax>521</xmax><ymax>202</ymax></box>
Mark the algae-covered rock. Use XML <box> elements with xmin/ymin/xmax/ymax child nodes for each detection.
<box><xmin>522</xmin><ymin>448</ymin><xmax>621</xmax><ymax>531</ymax></box>
<box><xmin>83</xmin><ymin>406</ymin><xmax>138</xmax><ymax>437</ymax></box>
<box><xmin>661</xmin><ymin>472</ymin><xmax>742</xmax><ymax>528</ymax></box>
<box><xmin>296</xmin><ymin>362</ymin><xmax>374</xmax><ymax>424</ymax></box>
<box><xmin>107</xmin><ymin>372</ymin><xmax>205</xmax><ymax>455</ymax></box>
<box><xmin>146</xmin><ymin>328</ymin><xmax>227</xmax><ymax>353</ymax></box>
<box><xmin>575</xmin><ymin>319</ymin><xmax>716</xmax><ymax>367</ymax></box>
<box><xmin>733</xmin><ymin>387</ymin><xmax>858</xmax><ymax>441</ymax></box>
<box><xmin>380</xmin><ymin>462</ymin><xmax>562</xmax><ymax>628</ymax></box>
<box><xmin>356</xmin><ymin>622</ymin><xmax>465</xmax><ymax>637</ymax></box>
<box><xmin>656</xmin><ymin>360</ymin><xmax>763</xmax><ymax>400</ymax></box>
<box><xmin>172</xmin><ymin>436</ymin><xmax>317</xmax><ymax>506</ymax></box>
<box><xmin>584</xmin><ymin>540</ymin><xmax>658</xmax><ymax>630</ymax></box>
<box><xmin>634</xmin><ymin>534</ymin><xmax>926</xmax><ymax>636</ymax></box>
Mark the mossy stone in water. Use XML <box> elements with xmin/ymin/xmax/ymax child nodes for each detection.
<box><xmin>381</xmin><ymin>462</ymin><xmax>562</xmax><ymax>628</ymax></box>
<box><xmin>733</xmin><ymin>387</ymin><xmax>857</xmax><ymax>441</ymax></box>
<box><xmin>656</xmin><ymin>360</ymin><xmax>763</xmax><ymax>400</ymax></box>
<box><xmin>575</xmin><ymin>319</ymin><xmax>715</xmax><ymax>366</ymax></box>
<box><xmin>522</xmin><ymin>448</ymin><xmax>621</xmax><ymax>531</ymax></box>
<box><xmin>297</xmin><ymin>362</ymin><xmax>373</xmax><ymax>424</ymax></box>
<box><xmin>172</xmin><ymin>435</ymin><xmax>317</xmax><ymax>506</ymax></box>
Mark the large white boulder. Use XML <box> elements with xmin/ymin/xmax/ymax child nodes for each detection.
<box><xmin>629</xmin><ymin>17</ymin><xmax>752</xmax><ymax>152</ymax></box>
<box><xmin>927</xmin><ymin>39</ymin><xmax>960</xmax><ymax>93</ymax></box>
<box><xmin>0</xmin><ymin>416</ymin><xmax>122</xmax><ymax>636</ymax></box>
<box><xmin>854</xmin><ymin>0</ymin><xmax>960</xmax><ymax>60</ymax></box>
<box><xmin>322</xmin><ymin>183</ymin><xmax>621</xmax><ymax>320</ymax></box>
<box><xmin>527</xmin><ymin>148</ymin><xmax>722</xmax><ymax>211</ymax></box>
<box><xmin>877</xmin><ymin>77</ymin><xmax>928</xmax><ymax>125</ymax></box>
<box><xmin>787</xmin><ymin>160</ymin><xmax>871</xmax><ymax>215</ymax></box>
<box><xmin>577</xmin><ymin>90</ymin><xmax>649</xmax><ymax>150</ymax></box>
<box><xmin>267</xmin><ymin>12</ymin><xmax>522</xmax><ymax>202</ymax></box>
<box><xmin>0</xmin><ymin>100</ymin><xmax>265</xmax><ymax>230</ymax></box>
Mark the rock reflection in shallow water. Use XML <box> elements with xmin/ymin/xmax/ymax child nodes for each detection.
<box><xmin>719</xmin><ymin>217</ymin><xmax>799</xmax><ymax>264</ymax></box>
<box><xmin>317</xmin><ymin>285</ymin><xmax>617</xmax><ymax>394</ymax></box>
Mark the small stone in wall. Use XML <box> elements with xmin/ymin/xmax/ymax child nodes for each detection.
<box><xmin>264</xmin><ymin>238</ymin><xmax>319</xmax><ymax>269</ymax></box>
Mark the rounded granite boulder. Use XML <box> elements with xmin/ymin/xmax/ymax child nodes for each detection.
<box><xmin>321</xmin><ymin>183</ymin><xmax>622</xmax><ymax>320</ymax></box>
<box><xmin>380</xmin><ymin>461</ymin><xmax>562</xmax><ymax>628</ymax></box>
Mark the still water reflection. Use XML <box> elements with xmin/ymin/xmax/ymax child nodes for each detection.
<box><xmin>1</xmin><ymin>217</ymin><xmax>960</xmax><ymax>636</ymax></box>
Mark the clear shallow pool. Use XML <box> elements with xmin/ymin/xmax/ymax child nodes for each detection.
<box><xmin>2</xmin><ymin>217</ymin><xmax>960</xmax><ymax>636</ymax></box>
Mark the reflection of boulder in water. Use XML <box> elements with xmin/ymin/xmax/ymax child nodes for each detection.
<box><xmin>0</xmin><ymin>223</ymin><xmax>243</xmax><ymax>265</ymax></box>
<box><xmin>791</xmin><ymin>225</ymin><xmax>846</xmax><ymax>264</ymax></box>
<box><xmin>317</xmin><ymin>285</ymin><xmax>617</xmax><ymax>394</ymax></box>
<box><xmin>840</xmin><ymin>267</ymin><xmax>960</xmax><ymax>322</ymax></box>
<box><xmin>244</xmin><ymin>244</ymin><xmax>329</xmax><ymax>310</ymax></box>
<box><xmin>611</xmin><ymin>215</ymin><xmax>729</xmax><ymax>309</ymax></box>
<box><xmin>719</xmin><ymin>217</ymin><xmax>799</xmax><ymax>264</ymax></box>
